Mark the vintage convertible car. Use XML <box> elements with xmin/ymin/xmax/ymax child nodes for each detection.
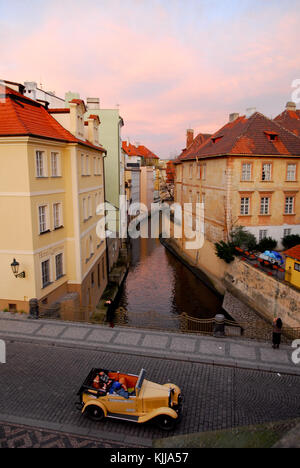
<box><xmin>77</xmin><ymin>368</ymin><xmax>183</xmax><ymax>430</ymax></box>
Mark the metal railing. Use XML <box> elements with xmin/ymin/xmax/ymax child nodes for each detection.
<box><xmin>36</xmin><ymin>305</ymin><xmax>300</xmax><ymax>344</ymax></box>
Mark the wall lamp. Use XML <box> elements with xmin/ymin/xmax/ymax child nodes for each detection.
<box><xmin>11</xmin><ymin>258</ymin><xmax>26</xmax><ymax>278</ymax></box>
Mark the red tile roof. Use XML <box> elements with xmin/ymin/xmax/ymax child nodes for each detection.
<box><xmin>48</xmin><ymin>108</ymin><xmax>70</xmax><ymax>114</ymax></box>
<box><xmin>175</xmin><ymin>132</ymin><xmax>211</xmax><ymax>163</ymax></box>
<box><xmin>0</xmin><ymin>85</ymin><xmax>105</xmax><ymax>152</ymax></box>
<box><xmin>274</xmin><ymin>109</ymin><xmax>300</xmax><ymax>137</ymax></box>
<box><xmin>179</xmin><ymin>112</ymin><xmax>300</xmax><ymax>161</ymax></box>
<box><xmin>122</xmin><ymin>142</ymin><xmax>159</xmax><ymax>159</ymax></box>
<box><xmin>283</xmin><ymin>245</ymin><xmax>300</xmax><ymax>262</ymax></box>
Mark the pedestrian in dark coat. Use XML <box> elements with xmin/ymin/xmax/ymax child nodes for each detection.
<box><xmin>272</xmin><ymin>318</ymin><xmax>282</xmax><ymax>349</ymax></box>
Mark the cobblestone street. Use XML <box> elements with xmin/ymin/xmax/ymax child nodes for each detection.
<box><xmin>0</xmin><ymin>339</ymin><xmax>300</xmax><ymax>446</ymax></box>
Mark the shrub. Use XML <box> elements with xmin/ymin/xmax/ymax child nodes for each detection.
<box><xmin>257</xmin><ymin>237</ymin><xmax>277</xmax><ymax>252</ymax></box>
<box><xmin>215</xmin><ymin>241</ymin><xmax>235</xmax><ymax>263</ymax></box>
<box><xmin>230</xmin><ymin>226</ymin><xmax>257</xmax><ymax>251</ymax></box>
<box><xmin>282</xmin><ymin>234</ymin><xmax>300</xmax><ymax>250</ymax></box>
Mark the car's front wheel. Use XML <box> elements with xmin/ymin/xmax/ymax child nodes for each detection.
<box><xmin>155</xmin><ymin>415</ymin><xmax>176</xmax><ymax>431</ymax></box>
<box><xmin>85</xmin><ymin>405</ymin><xmax>104</xmax><ymax>422</ymax></box>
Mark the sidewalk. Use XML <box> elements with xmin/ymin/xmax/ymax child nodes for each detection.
<box><xmin>0</xmin><ymin>311</ymin><xmax>299</xmax><ymax>376</ymax></box>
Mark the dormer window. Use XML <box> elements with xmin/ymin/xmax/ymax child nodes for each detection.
<box><xmin>264</xmin><ymin>131</ymin><xmax>278</xmax><ymax>142</ymax></box>
<box><xmin>211</xmin><ymin>135</ymin><xmax>223</xmax><ymax>144</ymax></box>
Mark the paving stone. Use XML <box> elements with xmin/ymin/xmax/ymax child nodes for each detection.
<box><xmin>36</xmin><ymin>325</ymin><xmax>66</xmax><ymax>337</ymax></box>
<box><xmin>230</xmin><ymin>343</ymin><xmax>257</xmax><ymax>360</ymax></box>
<box><xmin>170</xmin><ymin>337</ymin><xmax>196</xmax><ymax>352</ymax></box>
<box><xmin>199</xmin><ymin>340</ymin><xmax>226</xmax><ymax>356</ymax></box>
<box><xmin>141</xmin><ymin>334</ymin><xmax>169</xmax><ymax>348</ymax></box>
<box><xmin>113</xmin><ymin>332</ymin><xmax>141</xmax><ymax>346</ymax></box>
<box><xmin>0</xmin><ymin>320</ymin><xmax>40</xmax><ymax>334</ymax></box>
<box><xmin>260</xmin><ymin>348</ymin><xmax>290</xmax><ymax>364</ymax></box>
<box><xmin>60</xmin><ymin>327</ymin><xmax>90</xmax><ymax>341</ymax></box>
<box><xmin>88</xmin><ymin>329</ymin><xmax>116</xmax><ymax>343</ymax></box>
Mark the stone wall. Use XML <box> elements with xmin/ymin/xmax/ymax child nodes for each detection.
<box><xmin>225</xmin><ymin>258</ymin><xmax>300</xmax><ymax>328</ymax></box>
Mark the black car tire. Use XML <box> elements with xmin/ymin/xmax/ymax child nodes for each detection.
<box><xmin>155</xmin><ymin>415</ymin><xmax>176</xmax><ymax>431</ymax></box>
<box><xmin>86</xmin><ymin>405</ymin><xmax>104</xmax><ymax>422</ymax></box>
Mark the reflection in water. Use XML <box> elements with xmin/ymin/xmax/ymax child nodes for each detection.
<box><xmin>117</xmin><ymin>219</ymin><xmax>224</xmax><ymax>330</ymax></box>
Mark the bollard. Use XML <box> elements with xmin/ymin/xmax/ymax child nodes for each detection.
<box><xmin>29</xmin><ymin>298</ymin><xmax>39</xmax><ymax>320</ymax></box>
<box><xmin>214</xmin><ymin>314</ymin><xmax>225</xmax><ymax>337</ymax></box>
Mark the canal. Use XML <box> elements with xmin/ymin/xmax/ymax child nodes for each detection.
<box><xmin>115</xmin><ymin>218</ymin><xmax>225</xmax><ymax>330</ymax></box>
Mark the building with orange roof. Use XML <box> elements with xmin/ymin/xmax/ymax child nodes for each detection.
<box><xmin>283</xmin><ymin>244</ymin><xmax>300</xmax><ymax>289</ymax></box>
<box><xmin>172</xmin><ymin>111</ymin><xmax>300</xmax><ymax>293</ymax></box>
<box><xmin>274</xmin><ymin>102</ymin><xmax>300</xmax><ymax>137</ymax></box>
<box><xmin>0</xmin><ymin>81</ymin><xmax>108</xmax><ymax>313</ymax></box>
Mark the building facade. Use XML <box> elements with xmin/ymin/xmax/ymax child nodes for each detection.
<box><xmin>0</xmin><ymin>83</ymin><xmax>107</xmax><ymax>312</ymax></box>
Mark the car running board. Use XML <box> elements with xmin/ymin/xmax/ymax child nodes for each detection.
<box><xmin>106</xmin><ymin>412</ymin><xmax>139</xmax><ymax>422</ymax></box>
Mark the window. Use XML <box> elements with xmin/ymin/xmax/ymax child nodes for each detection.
<box><xmin>39</xmin><ymin>205</ymin><xmax>48</xmax><ymax>233</ymax></box>
<box><xmin>88</xmin><ymin>196</ymin><xmax>92</xmax><ymax>218</ymax></box>
<box><xmin>83</xmin><ymin>198</ymin><xmax>87</xmax><ymax>220</ymax></box>
<box><xmin>86</xmin><ymin>155</ymin><xmax>90</xmax><ymax>175</ymax></box>
<box><xmin>189</xmin><ymin>164</ymin><xmax>193</xmax><ymax>179</ymax></box>
<box><xmin>287</xmin><ymin>164</ymin><xmax>296</xmax><ymax>181</ymax></box>
<box><xmin>295</xmin><ymin>263</ymin><xmax>300</xmax><ymax>272</ymax></box>
<box><xmin>240</xmin><ymin>197</ymin><xmax>250</xmax><ymax>215</ymax></box>
<box><xmin>93</xmin><ymin>157</ymin><xmax>97</xmax><ymax>175</ymax></box>
<box><xmin>51</xmin><ymin>152</ymin><xmax>60</xmax><ymax>177</ymax></box>
<box><xmin>284</xmin><ymin>228</ymin><xmax>291</xmax><ymax>237</ymax></box>
<box><xmin>285</xmin><ymin>196</ymin><xmax>295</xmax><ymax>214</ymax></box>
<box><xmin>259</xmin><ymin>230</ymin><xmax>268</xmax><ymax>241</ymax></box>
<box><xmin>242</xmin><ymin>163</ymin><xmax>252</xmax><ymax>181</ymax></box>
<box><xmin>97</xmin><ymin>158</ymin><xmax>101</xmax><ymax>176</ymax></box>
<box><xmin>196</xmin><ymin>192</ymin><xmax>201</xmax><ymax>204</ymax></box>
<box><xmin>262</xmin><ymin>163</ymin><xmax>272</xmax><ymax>181</ymax></box>
<box><xmin>36</xmin><ymin>151</ymin><xmax>46</xmax><ymax>177</ymax></box>
<box><xmin>197</xmin><ymin>164</ymin><xmax>201</xmax><ymax>179</ymax></box>
<box><xmin>55</xmin><ymin>253</ymin><xmax>63</xmax><ymax>280</ymax></box>
<box><xmin>53</xmin><ymin>203</ymin><xmax>62</xmax><ymax>229</ymax></box>
<box><xmin>41</xmin><ymin>259</ymin><xmax>50</xmax><ymax>288</ymax></box>
<box><xmin>260</xmin><ymin>197</ymin><xmax>270</xmax><ymax>215</ymax></box>
<box><xmin>81</xmin><ymin>154</ymin><xmax>85</xmax><ymax>175</ymax></box>
<box><xmin>202</xmin><ymin>164</ymin><xmax>207</xmax><ymax>180</ymax></box>
<box><xmin>89</xmin><ymin>236</ymin><xmax>94</xmax><ymax>257</ymax></box>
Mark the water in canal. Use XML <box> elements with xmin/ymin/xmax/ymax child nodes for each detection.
<box><xmin>115</xmin><ymin>218</ymin><xmax>224</xmax><ymax>330</ymax></box>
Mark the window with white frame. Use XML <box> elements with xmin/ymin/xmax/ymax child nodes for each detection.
<box><xmin>97</xmin><ymin>158</ymin><xmax>101</xmax><ymax>176</ymax></box>
<box><xmin>242</xmin><ymin>163</ymin><xmax>252</xmax><ymax>181</ymax></box>
<box><xmin>259</xmin><ymin>230</ymin><xmax>268</xmax><ymax>241</ymax></box>
<box><xmin>284</xmin><ymin>228</ymin><xmax>292</xmax><ymax>237</ymax></box>
<box><xmin>51</xmin><ymin>152</ymin><xmax>60</xmax><ymax>177</ymax></box>
<box><xmin>93</xmin><ymin>157</ymin><xmax>97</xmax><ymax>175</ymax></box>
<box><xmin>36</xmin><ymin>151</ymin><xmax>46</xmax><ymax>177</ymax></box>
<box><xmin>240</xmin><ymin>197</ymin><xmax>250</xmax><ymax>215</ymax></box>
<box><xmin>202</xmin><ymin>164</ymin><xmax>206</xmax><ymax>180</ymax></box>
<box><xmin>55</xmin><ymin>253</ymin><xmax>64</xmax><ymax>280</ymax></box>
<box><xmin>295</xmin><ymin>263</ymin><xmax>300</xmax><ymax>272</ymax></box>
<box><xmin>287</xmin><ymin>164</ymin><xmax>296</xmax><ymax>181</ymax></box>
<box><xmin>262</xmin><ymin>163</ymin><xmax>272</xmax><ymax>181</ymax></box>
<box><xmin>260</xmin><ymin>197</ymin><xmax>270</xmax><ymax>215</ymax></box>
<box><xmin>41</xmin><ymin>259</ymin><xmax>51</xmax><ymax>288</ymax></box>
<box><xmin>285</xmin><ymin>196</ymin><xmax>295</xmax><ymax>214</ymax></box>
<box><xmin>39</xmin><ymin>205</ymin><xmax>48</xmax><ymax>233</ymax></box>
<box><xmin>53</xmin><ymin>203</ymin><xmax>62</xmax><ymax>229</ymax></box>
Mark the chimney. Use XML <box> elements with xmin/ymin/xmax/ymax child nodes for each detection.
<box><xmin>87</xmin><ymin>97</ymin><xmax>100</xmax><ymax>110</ymax></box>
<box><xmin>186</xmin><ymin>129</ymin><xmax>194</xmax><ymax>148</ymax></box>
<box><xmin>229</xmin><ymin>113</ymin><xmax>239</xmax><ymax>122</ymax></box>
<box><xmin>286</xmin><ymin>101</ymin><xmax>296</xmax><ymax>112</ymax></box>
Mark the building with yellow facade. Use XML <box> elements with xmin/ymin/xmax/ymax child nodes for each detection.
<box><xmin>284</xmin><ymin>245</ymin><xmax>300</xmax><ymax>289</ymax></box>
<box><xmin>173</xmin><ymin>111</ymin><xmax>300</xmax><ymax>292</ymax></box>
<box><xmin>0</xmin><ymin>82</ymin><xmax>107</xmax><ymax>313</ymax></box>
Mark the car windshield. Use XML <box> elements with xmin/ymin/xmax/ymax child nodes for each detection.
<box><xmin>136</xmin><ymin>368</ymin><xmax>146</xmax><ymax>391</ymax></box>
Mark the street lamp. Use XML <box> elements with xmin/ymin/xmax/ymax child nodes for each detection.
<box><xmin>11</xmin><ymin>258</ymin><xmax>26</xmax><ymax>278</ymax></box>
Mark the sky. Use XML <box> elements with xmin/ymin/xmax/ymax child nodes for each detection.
<box><xmin>1</xmin><ymin>0</ymin><xmax>300</xmax><ymax>158</ymax></box>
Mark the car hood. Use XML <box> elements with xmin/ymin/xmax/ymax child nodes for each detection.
<box><xmin>140</xmin><ymin>379</ymin><xmax>170</xmax><ymax>399</ymax></box>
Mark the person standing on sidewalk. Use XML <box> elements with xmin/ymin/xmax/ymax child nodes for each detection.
<box><xmin>272</xmin><ymin>317</ymin><xmax>283</xmax><ymax>349</ymax></box>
